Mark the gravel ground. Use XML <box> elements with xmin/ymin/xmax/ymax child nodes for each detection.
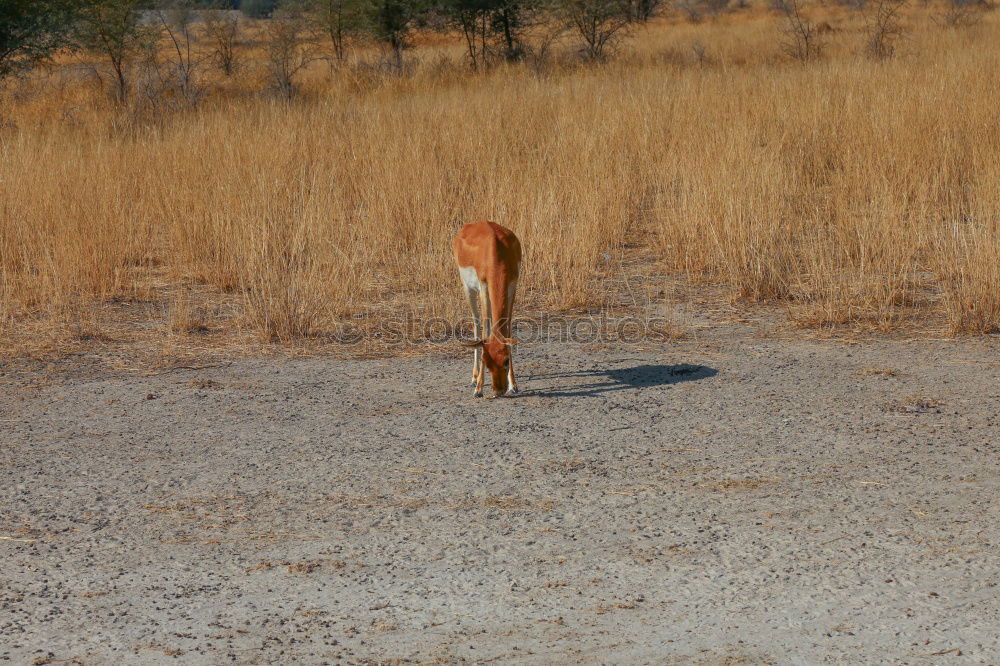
<box><xmin>1</xmin><ymin>325</ymin><xmax>998</xmax><ymax>664</ymax></box>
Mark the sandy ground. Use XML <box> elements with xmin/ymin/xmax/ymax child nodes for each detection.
<box><xmin>1</xmin><ymin>322</ymin><xmax>998</xmax><ymax>665</ymax></box>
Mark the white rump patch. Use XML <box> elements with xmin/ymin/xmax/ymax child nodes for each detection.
<box><xmin>459</xmin><ymin>266</ymin><xmax>480</xmax><ymax>292</ymax></box>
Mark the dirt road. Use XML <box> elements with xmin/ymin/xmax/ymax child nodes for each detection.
<box><xmin>1</xmin><ymin>325</ymin><xmax>997</xmax><ymax>664</ymax></box>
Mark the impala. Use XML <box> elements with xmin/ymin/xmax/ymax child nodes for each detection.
<box><xmin>454</xmin><ymin>221</ymin><xmax>522</xmax><ymax>398</ymax></box>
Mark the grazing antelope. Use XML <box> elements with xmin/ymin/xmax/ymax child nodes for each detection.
<box><xmin>454</xmin><ymin>221</ymin><xmax>522</xmax><ymax>398</ymax></box>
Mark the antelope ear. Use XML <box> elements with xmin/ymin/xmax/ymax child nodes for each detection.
<box><xmin>460</xmin><ymin>339</ymin><xmax>486</xmax><ymax>348</ymax></box>
<box><xmin>497</xmin><ymin>336</ymin><xmax>520</xmax><ymax>346</ymax></box>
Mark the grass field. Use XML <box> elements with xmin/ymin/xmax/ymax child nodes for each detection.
<box><xmin>1</xmin><ymin>2</ymin><xmax>998</xmax><ymax>356</ymax></box>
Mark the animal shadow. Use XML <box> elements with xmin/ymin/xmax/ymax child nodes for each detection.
<box><xmin>530</xmin><ymin>363</ymin><xmax>717</xmax><ymax>398</ymax></box>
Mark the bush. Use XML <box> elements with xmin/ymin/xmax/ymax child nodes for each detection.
<box><xmin>0</xmin><ymin>0</ymin><xmax>80</xmax><ymax>81</ymax></box>
<box><xmin>558</xmin><ymin>0</ymin><xmax>632</xmax><ymax>62</ymax></box>
<box><xmin>241</xmin><ymin>0</ymin><xmax>279</xmax><ymax>18</ymax></box>
<box><xmin>775</xmin><ymin>0</ymin><xmax>824</xmax><ymax>62</ymax></box>
<box><xmin>865</xmin><ymin>0</ymin><xmax>906</xmax><ymax>59</ymax></box>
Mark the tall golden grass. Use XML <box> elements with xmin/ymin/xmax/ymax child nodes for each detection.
<box><xmin>1</xmin><ymin>4</ymin><xmax>998</xmax><ymax>353</ymax></box>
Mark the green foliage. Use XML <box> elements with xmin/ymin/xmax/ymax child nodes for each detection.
<box><xmin>241</xmin><ymin>0</ymin><xmax>280</xmax><ymax>17</ymax></box>
<box><xmin>0</xmin><ymin>0</ymin><xmax>81</xmax><ymax>79</ymax></box>
<box><xmin>628</xmin><ymin>0</ymin><xmax>661</xmax><ymax>21</ymax></box>
<box><xmin>306</xmin><ymin>0</ymin><xmax>366</xmax><ymax>60</ymax></box>
<box><xmin>440</xmin><ymin>0</ymin><xmax>539</xmax><ymax>67</ymax></box>
<box><xmin>362</xmin><ymin>0</ymin><xmax>428</xmax><ymax>69</ymax></box>
<box><xmin>74</xmin><ymin>0</ymin><xmax>161</xmax><ymax>100</ymax></box>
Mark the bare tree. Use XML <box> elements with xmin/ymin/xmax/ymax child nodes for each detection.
<box><xmin>865</xmin><ymin>0</ymin><xmax>906</xmax><ymax>59</ymax></box>
<box><xmin>265</xmin><ymin>2</ymin><xmax>318</xmax><ymax>98</ymax></box>
<box><xmin>202</xmin><ymin>9</ymin><xmax>241</xmax><ymax>76</ymax></box>
<box><xmin>559</xmin><ymin>0</ymin><xmax>632</xmax><ymax>62</ymax></box>
<box><xmin>154</xmin><ymin>1</ymin><xmax>205</xmax><ymax>106</ymax></box>
<box><xmin>776</xmin><ymin>0</ymin><xmax>824</xmax><ymax>62</ymax></box>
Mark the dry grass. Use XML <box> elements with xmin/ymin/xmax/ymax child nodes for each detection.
<box><xmin>1</xmin><ymin>3</ymin><xmax>998</xmax><ymax>357</ymax></box>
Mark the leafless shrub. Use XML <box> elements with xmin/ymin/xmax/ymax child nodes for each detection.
<box><xmin>704</xmin><ymin>0</ymin><xmax>732</xmax><ymax>17</ymax></box>
<box><xmin>202</xmin><ymin>10</ymin><xmax>241</xmax><ymax>76</ymax></box>
<box><xmin>676</xmin><ymin>0</ymin><xmax>731</xmax><ymax>23</ymax></box>
<box><xmin>775</xmin><ymin>0</ymin><xmax>825</xmax><ymax>62</ymax></box>
<box><xmin>691</xmin><ymin>40</ymin><xmax>713</xmax><ymax>64</ymax></box>
<box><xmin>523</xmin><ymin>21</ymin><xmax>568</xmax><ymax>76</ymax></box>
<box><xmin>264</xmin><ymin>5</ymin><xmax>319</xmax><ymax>98</ymax></box>
<box><xmin>937</xmin><ymin>0</ymin><xmax>988</xmax><ymax>27</ymax></box>
<box><xmin>154</xmin><ymin>2</ymin><xmax>205</xmax><ymax>107</ymax></box>
<box><xmin>559</xmin><ymin>0</ymin><xmax>632</xmax><ymax>62</ymax></box>
<box><xmin>865</xmin><ymin>0</ymin><xmax>907</xmax><ymax>59</ymax></box>
<box><xmin>677</xmin><ymin>0</ymin><xmax>705</xmax><ymax>22</ymax></box>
